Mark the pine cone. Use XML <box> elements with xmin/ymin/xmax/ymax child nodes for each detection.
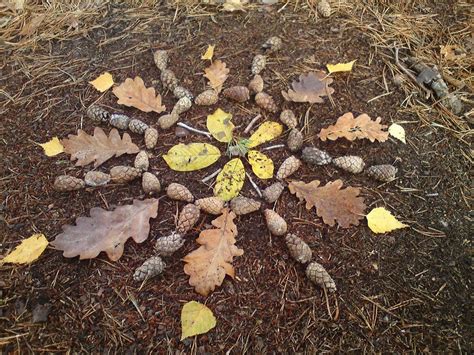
<box><xmin>255</xmin><ymin>92</ymin><xmax>278</xmax><ymax>113</ymax></box>
<box><xmin>285</xmin><ymin>234</ymin><xmax>312</xmax><ymax>264</ymax></box>
<box><xmin>251</xmin><ymin>54</ymin><xmax>266</xmax><ymax>75</ymax></box>
<box><xmin>84</xmin><ymin>171</ymin><xmax>110</xmax><ymax>187</ymax></box>
<box><xmin>134</xmin><ymin>151</ymin><xmax>149</xmax><ymax>171</ymax></box>
<box><xmin>110</xmin><ymin>166</ymin><xmax>141</xmax><ymax>183</ymax></box>
<box><xmin>158</xmin><ymin>113</ymin><xmax>179</xmax><ymax>129</ymax></box>
<box><xmin>277</xmin><ymin>156</ymin><xmax>302</xmax><ymax>179</ymax></box>
<box><xmin>194</xmin><ymin>90</ymin><xmax>219</xmax><ymax>106</ymax></box>
<box><xmin>287</xmin><ymin>129</ymin><xmax>304</xmax><ymax>152</ymax></box>
<box><xmin>332</xmin><ymin>156</ymin><xmax>365</xmax><ymax>174</ymax></box>
<box><xmin>166</xmin><ymin>183</ymin><xmax>194</xmax><ymax>202</ymax></box>
<box><xmin>161</xmin><ymin>69</ymin><xmax>178</xmax><ymax>91</ymax></box>
<box><xmin>248</xmin><ymin>74</ymin><xmax>264</xmax><ymax>94</ymax></box>
<box><xmin>262</xmin><ymin>182</ymin><xmax>285</xmax><ymax>203</ymax></box>
<box><xmin>366</xmin><ymin>164</ymin><xmax>398</xmax><ymax>182</ymax></box>
<box><xmin>133</xmin><ymin>256</ymin><xmax>166</xmax><ymax>282</ymax></box>
<box><xmin>230</xmin><ymin>196</ymin><xmax>261</xmax><ymax>215</ymax></box>
<box><xmin>264</xmin><ymin>209</ymin><xmax>288</xmax><ymax>236</ymax></box>
<box><xmin>306</xmin><ymin>262</ymin><xmax>336</xmax><ymax>293</ymax></box>
<box><xmin>144</xmin><ymin>127</ymin><xmax>158</xmax><ymax>149</ymax></box>
<box><xmin>195</xmin><ymin>197</ymin><xmax>225</xmax><ymax>215</ymax></box>
<box><xmin>262</xmin><ymin>36</ymin><xmax>282</xmax><ymax>52</ymax></box>
<box><xmin>222</xmin><ymin>86</ymin><xmax>250</xmax><ymax>103</ymax></box>
<box><xmin>301</xmin><ymin>147</ymin><xmax>332</xmax><ymax>166</ymax></box>
<box><xmin>109</xmin><ymin>113</ymin><xmax>130</xmax><ymax>130</ymax></box>
<box><xmin>153</xmin><ymin>50</ymin><xmax>168</xmax><ymax>71</ymax></box>
<box><xmin>86</xmin><ymin>105</ymin><xmax>110</xmax><ymax>124</ymax></box>
<box><xmin>54</xmin><ymin>175</ymin><xmax>85</xmax><ymax>192</ymax></box>
<box><xmin>317</xmin><ymin>0</ymin><xmax>331</xmax><ymax>18</ymax></box>
<box><xmin>154</xmin><ymin>232</ymin><xmax>184</xmax><ymax>256</ymax></box>
<box><xmin>128</xmin><ymin>119</ymin><xmax>149</xmax><ymax>134</ymax></box>
<box><xmin>142</xmin><ymin>172</ymin><xmax>161</xmax><ymax>194</ymax></box>
<box><xmin>172</xmin><ymin>97</ymin><xmax>192</xmax><ymax>115</ymax></box>
<box><xmin>173</xmin><ymin>86</ymin><xmax>193</xmax><ymax>101</ymax></box>
<box><xmin>280</xmin><ymin>109</ymin><xmax>298</xmax><ymax>129</ymax></box>
<box><xmin>176</xmin><ymin>203</ymin><xmax>200</xmax><ymax>234</ymax></box>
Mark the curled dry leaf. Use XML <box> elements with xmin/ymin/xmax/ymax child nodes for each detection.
<box><xmin>112</xmin><ymin>76</ymin><xmax>166</xmax><ymax>113</ymax></box>
<box><xmin>204</xmin><ymin>60</ymin><xmax>230</xmax><ymax>93</ymax></box>
<box><xmin>282</xmin><ymin>72</ymin><xmax>334</xmax><ymax>103</ymax></box>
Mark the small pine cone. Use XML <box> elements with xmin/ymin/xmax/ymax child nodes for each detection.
<box><xmin>84</xmin><ymin>171</ymin><xmax>110</xmax><ymax>187</ymax></box>
<box><xmin>287</xmin><ymin>129</ymin><xmax>304</xmax><ymax>152</ymax></box>
<box><xmin>133</xmin><ymin>256</ymin><xmax>166</xmax><ymax>282</ymax></box>
<box><xmin>285</xmin><ymin>234</ymin><xmax>312</xmax><ymax>264</ymax></box>
<box><xmin>128</xmin><ymin>119</ymin><xmax>149</xmax><ymax>134</ymax></box>
<box><xmin>110</xmin><ymin>166</ymin><xmax>141</xmax><ymax>183</ymax></box>
<box><xmin>166</xmin><ymin>183</ymin><xmax>194</xmax><ymax>202</ymax></box>
<box><xmin>251</xmin><ymin>54</ymin><xmax>266</xmax><ymax>75</ymax></box>
<box><xmin>158</xmin><ymin>113</ymin><xmax>179</xmax><ymax>130</ymax></box>
<box><xmin>194</xmin><ymin>90</ymin><xmax>219</xmax><ymax>106</ymax></box>
<box><xmin>153</xmin><ymin>50</ymin><xmax>168</xmax><ymax>71</ymax></box>
<box><xmin>176</xmin><ymin>203</ymin><xmax>200</xmax><ymax>234</ymax></box>
<box><xmin>255</xmin><ymin>92</ymin><xmax>278</xmax><ymax>113</ymax></box>
<box><xmin>54</xmin><ymin>175</ymin><xmax>85</xmax><ymax>192</ymax></box>
<box><xmin>173</xmin><ymin>86</ymin><xmax>193</xmax><ymax>101</ymax></box>
<box><xmin>154</xmin><ymin>232</ymin><xmax>184</xmax><ymax>256</ymax></box>
<box><xmin>161</xmin><ymin>69</ymin><xmax>178</xmax><ymax>91</ymax></box>
<box><xmin>195</xmin><ymin>197</ymin><xmax>225</xmax><ymax>215</ymax></box>
<box><xmin>172</xmin><ymin>97</ymin><xmax>192</xmax><ymax>115</ymax></box>
<box><xmin>306</xmin><ymin>262</ymin><xmax>336</xmax><ymax>293</ymax></box>
<box><xmin>134</xmin><ymin>151</ymin><xmax>149</xmax><ymax>171</ymax></box>
<box><xmin>248</xmin><ymin>74</ymin><xmax>264</xmax><ymax>94</ymax></box>
<box><xmin>142</xmin><ymin>172</ymin><xmax>161</xmax><ymax>194</ymax></box>
<box><xmin>144</xmin><ymin>127</ymin><xmax>158</xmax><ymax>149</ymax></box>
<box><xmin>262</xmin><ymin>36</ymin><xmax>282</xmax><ymax>52</ymax></box>
<box><xmin>86</xmin><ymin>105</ymin><xmax>110</xmax><ymax>124</ymax></box>
<box><xmin>317</xmin><ymin>0</ymin><xmax>331</xmax><ymax>18</ymax></box>
<box><xmin>222</xmin><ymin>86</ymin><xmax>250</xmax><ymax>103</ymax></box>
<box><xmin>264</xmin><ymin>209</ymin><xmax>288</xmax><ymax>236</ymax></box>
<box><xmin>366</xmin><ymin>164</ymin><xmax>398</xmax><ymax>182</ymax></box>
<box><xmin>262</xmin><ymin>182</ymin><xmax>285</xmax><ymax>203</ymax></box>
<box><xmin>277</xmin><ymin>156</ymin><xmax>302</xmax><ymax>180</ymax></box>
<box><xmin>301</xmin><ymin>147</ymin><xmax>332</xmax><ymax>166</ymax></box>
<box><xmin>332</xmin><ymin>156</ymin><xmax>365</xmax><ymax>174</ymax></box>
<box><xmin>109</xmin><ymin>113</ymin><xmax>130</xmax><ymax>130</ymax></box>
<box><xmin>230</xmin><ymin>196</ymin><xmax>261</xmax><ymax>215</ymax></box>
<box><xmin>280</xmin><ymin>109</ymin><xmax>298</xmax><ymax>129</ymax></box>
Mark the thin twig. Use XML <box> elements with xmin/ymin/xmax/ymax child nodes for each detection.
<box><xmin>244</xmin><ymin>114</ymin><xmax>262</xmax><ymax>134</ymax></box>
<box><xmin>201</xmin><ymin>168</ymin><xmax>222</xmax><ymax>183</ymax></box>
<box><xmin>261</xmin><ymin>144</ymin><xmax>286</xmax><ymax>151</ymax></box>
<box><xmin>245</xmin><ymin>172</ymin><xmax>262</xmax><ymax>198</ymax></box>
<box><xmin>176</xmin><ymin>122</ymin><xmax>211</xmax><ymax>138</ymax></box>
<box><xmin>394</xmin><ymin>46</ymin><xmax>432</xmax><ymax>99</ymax></box>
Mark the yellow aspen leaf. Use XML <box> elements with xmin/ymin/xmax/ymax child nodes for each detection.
<box><xmin>366</xmin><ymin>207</ymin><xmax>408</xmax><ymax>234</ymax></box>
<box><xmin>201</xmin><ymin>45</ymin><xmax>215</xmax><ymax>60</ymax></box>
<box><xmin>163</xmin><ymin>143</ymin><xmax>221</xmax><ymax>172</ymax></box>
<box><xmin>247</xmin><ymin>150</ymin><xmax>274</xmax><ymax>179</ymax></box>
<box><xmin>326</xmin><ymin>60</ymin><xmax>357</xmax><ymax>74</ymax></box>
<box><xmin>247</xmin><ymin>121</ymin><xmax>283</xmax><ymax>148</ymax></box>
<box><xmin>89</xmin><ymin>72</ymin><xmax>114</xmax><ymax>92</ymax></box>
<box><xmin>206</xmin><ymin>108</ymin><xmax>234</xmax><ymax>143</ymax></box>
<box><xmin>388</xmin><ymin>123</ymin><xmax>406</xmax><ymax>144</ymax></box>
<box><xmin>181</xmin><ymin>301</ymin><xmax>217</xmax><ymax>340</ymax></box>
<box><xmin>1</xmin><ymin>234</ymin><xmax>48</xmax><ymax>264</ymax></box>
<box><xmin>38</xmin><ymin>137</ymin><xmax>64</xmax><ymax>157</ymax></box>
<box><xmin>214</xmin><ymin>158</ymin><xmax>245</xmax><ymax>201</ymax></box>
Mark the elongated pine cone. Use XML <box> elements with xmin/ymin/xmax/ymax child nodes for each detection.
<box><xmin>277</xmin><ymin>156</ymin><xmax>302</xmax><ymax>179</ymax></box>
<box><xmin>317</xmin><ymin>0</ymin><xmax>331</xmax><ymax>18</ymax></box>
<box><xmin>86</xmin><ymin>105</ymin><xmax>110</xmax><ymax>124</ymax></box>
<box><xmin>280</xmin><ymin>109</ymin><xmax>298</xmax><ymax>129</ymax></box>
<box><xmin>366</xmin><ymin>164</ymin><xmax>398</xmax><ymax>182</ymax></box>
<box><xmin>264</xmin><ymin>209</ymin><xmax>288</xmax><ymax>236</ymax></box>
<box><xmin>54</xmin><ymin>175</ymin><xmax>85</xmax><ymax>192</ymax></box>
<box><xmin>176</xmin><ymin>203</ymin><xmax>200</xmax><ymax>234</ymax></box>
<box><xmin>195</xmin><ymin>197</ymin><xmax>225</xmax><ymax>215</ymax></box>
<box><xmin>110</xmin><ymin>166</ymin><xmax>141</xmax><ymax>183</ymax></box>
<box><xmin>128</xmin><ymin>119</ymin><xmax>149</xmax><ymax>134</ymax></box>
<box><xmin>301</xmin><ymin>147</ymin><xmax>332</xmax><ymax>166</ymax></box>
<box><xmin>84</xmin><ymin>171</ymin><xmax>110</xmax><ymax>187</ymax></box>
<box><xmin>230</xmin><ymin>196</ymin><xmax>261</xmax><ymax>215</ymax></box>
<box><xmin>142</xmin><ymin>172</ymin><xmax>161</xmax><ymax>194</ymax></box>
<box><xmin>306</xmin><ymin>262</ymin><xmax>336</xmax><ymax>293</ymax></box>
<box><xmin>223</xmin><ymin>86</ymin><xmax>250</xmax><ymax>103</ymax></box>
<box><xmin>332</xmin><ymin>156</ymin><xmax>365</xmax><ymax>174</ymax></box>
<box><xmin>248</xmin><ymin>74</ymin><xmax>264</xmax><ymax>94</ymax></box>
<box><xmin>158</xmin><ymin>113</ymin><xmax>179</xmax><ymax>129</ymax></box>
<box><xmin>285</xmin><ymin>234</ymin><xmax>312</xmax><ymax>264</ymax></box>
<box><xmin>251</xmin><ymin>54</ymin><xmax>266</xmax><ymax>75</ymax></box>
<box><xmin>166</xmin><ymin>183</ymin><xmax>194</xmax><ymax>202</ymax></box>
<box><xmin>194</xmin><ymin>90</ymin><xmax>219</xmax><ymax>106</ymax></box>
<box><xmin>173</xmin><ymin>86</ymin><xmax>193</xmax><ymax>101</ymax></box>
<box><xmin>109</xmin><ymin>113</ymin><xmax>130</xmax><ymax>130</ymax></box>
<box><xmin>172</xmin><ymin>97</ymin><xmax>192</xmax><ymax>116</ymax></box>
<box><xmin>263</xmin><ymin>182</ymin><xmax>285</xmax><ymax>203</ymax></box>
<box><xmin>133</xmin><ymin>256</ymin><xmax>166</xmax><ymax>282</ymax></box>
<box><xmin>262</xmin><ymin>36</ymin><xmax>282</xmax><ymax>52</ymax></box>
<box><xmin>255</xmin><ymin>92</ymin><xmax>278</xmax><ymax>113</ymax></box>
<box><xmin>153</xmin><ymin>50</ymin><xmax>168</xmax><ymax>71</ymax></box>
<box><xmin>161</xmin><ymin>69</ymin><xmax>178</xmax><ymax>91</ymax></box>
<box><xmin>154</xmin><ymin>232</ymin><xmax>184</xmax><ymax>256</ymax></box>
<box><xmin>287</xmin><ymin>129</ymin><xmax>304</xmax><ymax>152</ymax></box>
<box><xmin>134</xmin><ymin>151</ymin><xmax>149</xmax><ymax>171</ymax></box>
<box><xmin>144</xmin><ymin>127</ymin><xmax>158</xmax><ymax>149</ymax></box>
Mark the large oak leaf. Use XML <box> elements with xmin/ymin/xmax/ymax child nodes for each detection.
<box><xmin>113</xmin><ymin>76</ymin><xmax>166</xmax><ymax>113</ymax></box>
<box><xmin>282</xmin><ymin>72</ymin><xmax>335</xmax><ymax>103</ymax></box>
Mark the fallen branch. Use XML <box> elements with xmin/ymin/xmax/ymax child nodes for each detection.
<box><xmin>394</xmin><ymin>47</ymin><xmax>432</xmax><ymax>99</ymax></box>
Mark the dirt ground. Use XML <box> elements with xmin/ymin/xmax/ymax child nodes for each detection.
<box><xmin>1</xmin><ymin>1</ymin><xmax>472</xmax><ymax>353</ymax></box>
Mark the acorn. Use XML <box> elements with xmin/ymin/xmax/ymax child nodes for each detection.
<box><xmin>172</xmin><ymin>97</ymin><xmax>192</xmax><ymax>115</ymax></box>
<box><xmin>133</xmin><ymin>256</ymin><xmax>166</xmax><ymax>282</ymax></box>
<box><xmin>285</xmin><ymin>234</ymin><xmax>312</xmax><ymax>264</ymax></box>
<box><xmin>153</xmin><ymin>50</ymin><xmax>168</xmax><ymax>71</ymax></box>
<box><xmin>366</xmin><ymin>164</ymin><xmax>398</xmax><ymax>182</ymax></box>
<box><xmin>54</xmin><ymin>175</ymin><xmax>85</xmax><ymax>192</ymax></box>
<box><xmin>86</xmin><ymin>105</ymin><xmax>110</xmax><ymax>124</ymax></box>
<box><xmin>264</xmin><ymin>209</ymin><xmax>288</xmax><ymax>236</ymax></box>
<box><xmin>176</xmin><ymin>203</ymin><xmax>200</xmax><ymax>234</ymax></box>
<box><xmin>222</xmin><ymin>86</ymin><xmax>250</xmax><ymax>103</ymax></box>
<box><xmin>161</xmin><ymin>69</ymin><xmax>178</xmax><ymax>91</ymax></box>
<box><xmin>332</xmin><ymin>156</ymin><xmax>365</xmax><ymax>174</ymax></box>
<box><xmin>194</xmin><ymin>89</ymin><xmax>219</xmax><ymax>106</ymax></box>
<box><xmin>317</xmin><ymin>0</ymin><xmax>331</xmax><ymax>18</ymax></box>
<box><xmin>230</xmin><ymin>196</ymin><xmax>261</xmax><ymax>215</ymax></box>
<box><xmin>84</xmin><ymin>171</ymin><xmax>110</xmax><ymax>187</ymax></box>
<box><xmin>195</xmin><ymin>197</ymin><xmax>225</xmax><ymax>215</ymax></box>
<box><xmin>144</xmin><ymin>127</ymin><xmax>158</xmax><ymax>149</ymax></box>
<box><xmin>301</xmin><ymin>147</ymin><xmax>332</xmax><ymax>166</ymax></box>
<box><xmin>248</xmin><ymin>74</ymin><xmax>264</xmax><ymax>94</ymax></box>
<box><xmin>287</xmin><ymin>129</ymin><xmax>304</xmax><ymax>152</ymax></box>
<box><xmin>134</xmin><ymin>151</ymin><xmax>149</xmax><ymax>171</ymax></box>
<box><xmin>305</xmin><ymin>262</ymin><xmax>336</xmax><ymax>293</ymax></box>
<box><xmin>262</xmin><ymin>36</ymin><xmax>282</xmax><ymax>52</ymax></box>
<box><xmin>173</xmin><ymin>86</ymin><xmax>193</xmax><ymax>101</ymax></box>
<box><xmin>158</xmin><ymin>113</ymin><xmax>179</xmax><ymax>130</ymax></box>
<box><xmin>110</xmin><ymin>166</ymin><xmax>141</xmax><ymax>183</ymax></box>
<box><xmin>128</xmin><ymin>119</ymin><xmax>149</xmax><ymax>134</ymax></box>
<box><xmin>276</xmin><ymin>156</ymin><xmax>301</xmax><ymax>179</ymax></box>
<box><xmin>255</xmin><ymin>92</ymin><xmax>278</xmax><ymax>113</ymax></box>
<box><xmin>279</xmin><ymin>109</ymin><xmax>298</xmax><ymax>129</ymax></box>
<box><xmin>262</xmin><ymin>182</ymin><xmax>285</xmax><ymax>203</ymax></box>
<box><xmin>251</xmin><ymin>54</ymin><xmax>266</xmax><ymax>75</ymax></box>
<box><xmin>142</xmin><ymin>172</ymin><xmax>161</xmax><ymax>194</ymax></box>
<box><xmin>154</xmin><ymin>232</ymin><xmax>185</xmax><ymax>256</ymax></box>
<box><xmin>166</xmin><ymin>183</ymin><xmax>194</xmax><ymax>202</ymax></box>
<box><xmin>109</xmin><ymin>113</ymin><xmax>130</xmax><ymax>130</ymax></box>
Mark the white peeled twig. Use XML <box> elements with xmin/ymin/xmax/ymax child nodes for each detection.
<box><xmin>261</xmin><ymin>144</ymin><xmax>285</xmax><ymax>151</ymax></box>
<box><xmin>244</xmin><ymin>114</ymin><xmax>262</xmax><ymax>134</ymax></box>
<box><xmin>245</xmin><ymin>172</ymin><xmax>262</xmax><ymax>198</ymax></box>
<box><xmin>201</xmin><ymin>168</ymin><xmax>222</xmax><ymax>183</ymax></box>
<box><xmin>176</xmin><ymin>122</ymin><xmax>211</xmax><ymax>138</ymax></box>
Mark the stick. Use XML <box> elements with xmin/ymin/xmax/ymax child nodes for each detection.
<box><xmin>176</xmin><ymin>122</ymin><xmax>211</xmax><ymax>138</ymax></box>
<box><xmin>245</xmin><ymin>172</ymin><xmax>262</xmax><ymax>198</ymax></box>
<box><xmin>244</xmin><ymin>114</ymin><xmax>261</xmax><ymax>134</ymax></box>
<box><xmin>261</xmin><ymin>144</ymin><xmax>286</xmax><ymax>151</ymax></box>
<box><xmin>201</xmin><ymin>168</ymin><xmax>222</xmax><ymax>183</ymax></box>
<box><xmin>394</xmin><ymin>47</ymin><xmax>432</xmax><ymax>99</ymax></box>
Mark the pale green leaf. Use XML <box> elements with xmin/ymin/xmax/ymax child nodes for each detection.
<box><xmin>207</xmin><ymin>108</ymin><xmax>234</xmax><ymax>143</ymax></box>
<box><xmin>181</xmin><ymin>301</ymin><xmax>217</xmax><ymax>340</ymax></box>
<box><xmin>388</xmin><ymin>123</ymin><xmax>406</xmax><ymax>144</ymax></box>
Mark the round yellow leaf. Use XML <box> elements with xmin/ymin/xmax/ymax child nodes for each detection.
<box><xmin>1</xmin><ymin>234</ymin><xmax>48</xmax><ymax>264</ymax></box>
<box><xmin>89</xmin><ymin>72</ymin><xmax>114</xmax><ymax>92</ymax></box>
<box><xmin>247</xmin><ymin>150</ymin><xmax>274</xmax><ymax>179</ymax></box>
<box><xmin>38</xmin><ymin>137</ymin><xmax>64</xmax><ymax>157</ymax></box>
<box><xmin>388</xmin><ymin>123</ymin><xmax>406</xmax><ymax>144</ymax></box>
<box><xmin>247</xmin><ymin>121</ymin><xmax>283</xmax><ymax>148</ymax></box>
<box><xmin>181</xmin><ymin>301</ymin><xmax>217</xmax><ymax>340</ymax></box>
<box><xmin>366</xmin><ymin>207</ymin><xmax>408</xmax><ymax>234</ymax></box>
<box><xmin>214</xmin><ymin>158</ymin><xmax>245</xmax><ymax>201</ymax></box>
<box><xmin>207</xmin><ymin>108</ymin><xmax>234</xmax><ymax>143</ymax></box>
<box><xmin>163</xmin><ymin>143</ymin><xmax>221</xmax><ymax>171</ymax></box>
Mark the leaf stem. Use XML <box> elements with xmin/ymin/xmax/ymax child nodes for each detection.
<box><xmin>243</xmin><ymin>114</ymin><xmax>262</xmax><ymax>134</ymax></box>
<box><xmin>261</xmin><ymin>144</ymin><xmax>286</xmax><ymax>151</ymax></box>
<box><xmin>245</xmin><ymin>172</ymin><xmax>262</xmax><ymax>198</ymax></box>
<box><xmin>176</xmin><ymin>122</ymin><xmax>211</xmax><ymax>138</ymax></box>
<box><xmin>201</xmin><ymin>168</ymin><xmax>222</xmax><ymax>183</ymax></box>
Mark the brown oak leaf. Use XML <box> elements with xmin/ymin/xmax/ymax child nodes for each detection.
<box><xmin>113</xmin><ymin>76</ymin><xmax>166</xmax><ymax>113</ymax></box>
<box><xmin>51</xmin><ymin>199</ymin><xmax>158</xmax><ymax>261</ymax></box>
<box><xmin>62</xmin><ymin>127</ymin><xmax>139</xmax><ymax>167</ymax></box>
<box><xmin>319</xmin><ymin>112</ymin><xmax>389</xmax><ymax>142</ymax></box>
<box><xmin>288</xmin><ymin>179</ymin><xmax>366</xmax><ymax>228</ymax></box>
<box><xmin>204</xmin><ymin>60</ymin><xmax>230</xmax><ymax>93</ymax></box>
<box><xmin>281</xmin><ymin>72</ymin><xmax>335</xmax><ymax>103</ymax></box>
<box><xmin>183</xmin><ymin>208</ymin><xmax>244</xmax><ymax>296</ymax></box>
